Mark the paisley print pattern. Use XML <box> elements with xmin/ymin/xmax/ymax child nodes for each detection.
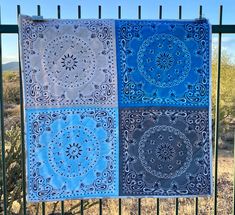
<box><xmin>43</xmin><ymin>35</ymin><xmax>96</xmax><ymax>88</ymax></box>
<box><xmin>139</xmin><ymin>125</ymin><xmax>193</xmax><ymax>179</ymax></box>
<box><xmin>19</xmin><ymin>15</ymin><xmax>117</xmax><ymax>108</ymax></box>
<box><xmin>26</xmin><ymin>108</ymin><xmax>119</xmax><ymax>201</ymax></box>
<box><xmin>116</xmin><ymin>19</ymin><xmax>210</xmax><ymax>107</ymax></box>
<box><xmin>48</xmin><ymin>125</ymin><xmax>100</xmax><ymax>178</ymax></box>
<box><xmin>19</xmin><ymin>16</ymin><xmax>212</xmax><ymax>200</ymax></box>
<box><xmin>119</xmin><ymin>108</ymin><xmax>211</xmax><ymax>196</ymax></box>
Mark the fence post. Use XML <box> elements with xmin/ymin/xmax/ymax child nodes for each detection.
<box><xmin>213</xmin><ymin>5</ymin><xmax>223</xmax><ymax>215</ymax></box>
<box><xmin>16</xmin><ymin>5</ymin><xmax>28</xmax><ymax>215</ymax></box>
<box><xmin>233</xmin><ymin>129</ymin><xmax>235</xmax><ymax>215</ymax></box>
<box><xmin>118</xmin><ymin>5</ymin><xmax>122</xmax><ymax>215</ymax></box>
<box><xmin>0</xmin><ymin>5</ymin><xmax>8</xmax><ymax>215</ymax></box>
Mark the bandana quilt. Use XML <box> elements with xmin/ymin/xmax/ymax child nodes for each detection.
<box><xmin>19</xmin><ymin>15</ymin><xmax>212</xmax><ymax>202</ymax></box>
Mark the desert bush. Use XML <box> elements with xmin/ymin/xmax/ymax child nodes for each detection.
<box><xmin>0</xmin><ymin>126</ymin><xmax>22</xmax><ymax>214</ymax></box>
<box><xmin>211</xmin><ymin>49</ymin><xmax>235</xmax><ymax>143</ymax></box>
<box><xmin>3</xmin><ymin>71</ymin><xmax>20</xmax><ymax>105</ymax></box>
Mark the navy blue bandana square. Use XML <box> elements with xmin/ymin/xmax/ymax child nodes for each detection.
<box><xmin>116</xmin><ymin>20</ymin><xmax>210</xmax><ymax>107</ymax></box>
<box><xmin>119</xmin><ymin>107</ymin><xmax>211</xmax><ymax>196</ymax></box>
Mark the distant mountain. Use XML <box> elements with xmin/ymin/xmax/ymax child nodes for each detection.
<box><xmin>3</xmin><ymin>62</ymin><xmax>19</xmax><ymax>72</ymax></box>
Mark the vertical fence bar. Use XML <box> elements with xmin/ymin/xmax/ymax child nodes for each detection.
<box><xmin>98</xmin><ymin>5</ymin><xmax>103</xmax><ymax>214</ymax></box>
<box><xmin>195</xmin><ymin>191</ymin><xmax>198</xmax><ymax>214</ymax></box>
<box><xmin>0</xmin><ymin>6</ymin><xmax>8</xmax><ymax>215</ymax></box>
<box><xmin>78</xmin><ymin>5</ymin><xmax>81</xmax><ymax>19</ymax></box>
<box><xmin>37</xmin><ymin>5</ymin><xmax>41</xmax><ymax>16</ymax></box>
<box><xmin>56</xmin><ymin>5</ymin><xmax>65</xmax><ymax>215</ymax></box>
<box><xmin>156</xmin><ymin>7</ymin><xmax>162</xmax><ymax>213</ymax></box>
<box><xmin>118</xmin><ymin>5</ymin><xmax>121</xmax><ymax>19</ymax></box>
<box><xmin>97</xmin><ymin>3</ymin><xmax>103</xmax><ymax>213</ymax></box>
<box><xmin>78</xmin><ymin>5</ymin><xmax>83</xmax><ymax>215</ymax></box>
<box><xmin>175</xmin><ymin>198</ymin><xmax>179</xmax><ymax>215</ymax></box>
<box><xmin>137</xmin><ymin>5</ymin><xmax>142</xmax><ymax>215</ymax></box>
<box><xmin>42</xmin><ymin>201</ymin><xmax>45</xmax><ymax>214</ymax></box>
<box><xmin>156</xmin><ymin>6</ymin><xmax>162</xmax><ymax>215</ymax></box>
<box><xmin>57</xmin><ymin>5</ymin><xmax>61</xmax><ymax>19</ymax></box>
<box><xmin>233</xmin><ymin>130</ymin><xmax>235</xmax><ymax>215</ymax></box>
<box><xmin>98</xmin><ymin>5</ymin><xmax>101</xmax><ymax>19</ymax></box>
<box><xmin>174</xmin><ymin>6</ymin><xmax>182</xmax><ymax>215</ymax></box>
<box><xmin>36</xmin><ymin>5</ymin><xmax>46</xmax><ymax>215</ymax></box>
<box><xmin>80</xmin><ymin>199</ymin><xmax>84</xmax><ymax>215</ymax></box>
<box><xmin>159</xmin><ymin>5</ymin><xmax>162</xmax><ymax>19</ymax></box>
<box><xmin>77</xmin><ymin>5</ymin><xmax>84</xmax><ymax>215</ymax></box>
<box><xmin>178</xmin><ymin>5</ymin><xmax>182</xmax><ymax>19</ymax></box>
<box><xmin>199</xmin><ymin>5</ymin><xmax>202</xmax><ymax>19</ymax></box>
<box><xmin>118</xmin><ymin>197</ymin><xmax>122</xmax><ymax>215</ymax></box>
<box><xmin>138</xmin><ymin>5</ymin><xmax>141</xmax><ymax>19</ymax></box>
<box><xmin>118</xmin><ymin>6</ymin><xmax>122</xmax><ymax>215</ymax></box>
<box><xmin>213</xmin><ymin>5</ymin><xmax>223</xmax><ymax>215</ymax></box>
<box><xmin>194</xmin><ymin>6</ymin><xmax>202</xmax><ymax>215</ymax></box>
<box><xmin>17</xmin><ymin>5</ymin><xmax>27</xmax><ymax>215</ymax></box>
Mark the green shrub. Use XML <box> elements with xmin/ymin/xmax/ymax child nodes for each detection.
<box><xmin>0</xmin><ymin>126</ymin><xmax>22</xmax><ymax>214</ymax></box>
<box><xmin>211</xmin><ymin>49</ymin><xmax>235</xmax><ymax>139</ymax></box>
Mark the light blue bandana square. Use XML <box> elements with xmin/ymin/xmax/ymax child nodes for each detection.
<box><xmin>26</xmin><ymin>108</ymin><xmax>119</xmax><ymax>201</ymax></box>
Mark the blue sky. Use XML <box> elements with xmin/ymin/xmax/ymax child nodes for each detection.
<box><xmin>1</xmin><ymin>0</ymin><xmax>235</xmax><ymax>63</ymax></box>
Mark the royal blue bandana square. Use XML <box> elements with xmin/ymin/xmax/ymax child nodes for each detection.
<box><xmin>116</xmin><ymin>20</ymin><xmax>210</xmax><ymax>107</ymax></box>
<box><xmin>26</xmin><ymin>108</ymin><xmax>119</xmax><ymax>201</ymax></box>
<box><xmin>19</xmin><ymin>16</ymin><xmax>212</xmax><ymax>201</ymax></box>
<box><xmin>119</xmin><ymin>107</ymin><xmax>211</xmax><ymax>196</ymax></box>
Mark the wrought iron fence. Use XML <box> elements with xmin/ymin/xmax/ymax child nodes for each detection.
<box><xmin>0</xmin><ymin>4</ymin><xmax>235</xmax><ymax>215</ymax></box>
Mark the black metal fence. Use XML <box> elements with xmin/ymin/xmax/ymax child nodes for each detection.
<box><xmin>0</xmin><ymin>4</ymin><xmax>235</xmax><ymax>215</ymax></box>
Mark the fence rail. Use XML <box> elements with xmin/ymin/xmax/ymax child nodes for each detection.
<box><xmin>0</xmin><ymin>4</ymin><xmax>234</xmax><ymax>215</ymax></box>
<box><xmin>1</xmin><ymin>24</ymin><xmax>235</xmax><ymax>34</ymax></box>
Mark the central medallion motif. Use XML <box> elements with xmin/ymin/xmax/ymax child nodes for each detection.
<box><xmin>48</xmin><ymin>125</ymin><xmax>100</xmax><ymax>178</ymax></box>
<box><xmin>138</xmin><ymin>125</ymin><xmax>193</xmax><ymax>179</ymax></box>
<box><xmin>156</xmin><ymin>52</ymin><xmax>174</xmax><ymax>71</ymax></box>
<box><xmin>43</xmin><ymin>35</ymin><xmax>96</xmax><ymax>88</ymax></box>
<box><xmin>66</xmin><ymin>143</ymin><xmax>82</xmax><ymax>159</ymax></box>
<box><xmin>155</xmin><ymin>142</ymin><xmax>175</xmax><ymax>161</ymax></box>
<box><xmin>137</xmin><ymin>33</ymin><xmax>191</xmax><ymax>88</ymax></box>
<box><xmin>61</xmin><ymin>54</ymin><xmax>78</xmax><ymax>71</ymax></box>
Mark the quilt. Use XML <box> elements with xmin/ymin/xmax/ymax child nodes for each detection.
<box><xmin>19</xmin><ymin>15</ymin><xmax>212</xmax><ymax>202</ymax></box>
